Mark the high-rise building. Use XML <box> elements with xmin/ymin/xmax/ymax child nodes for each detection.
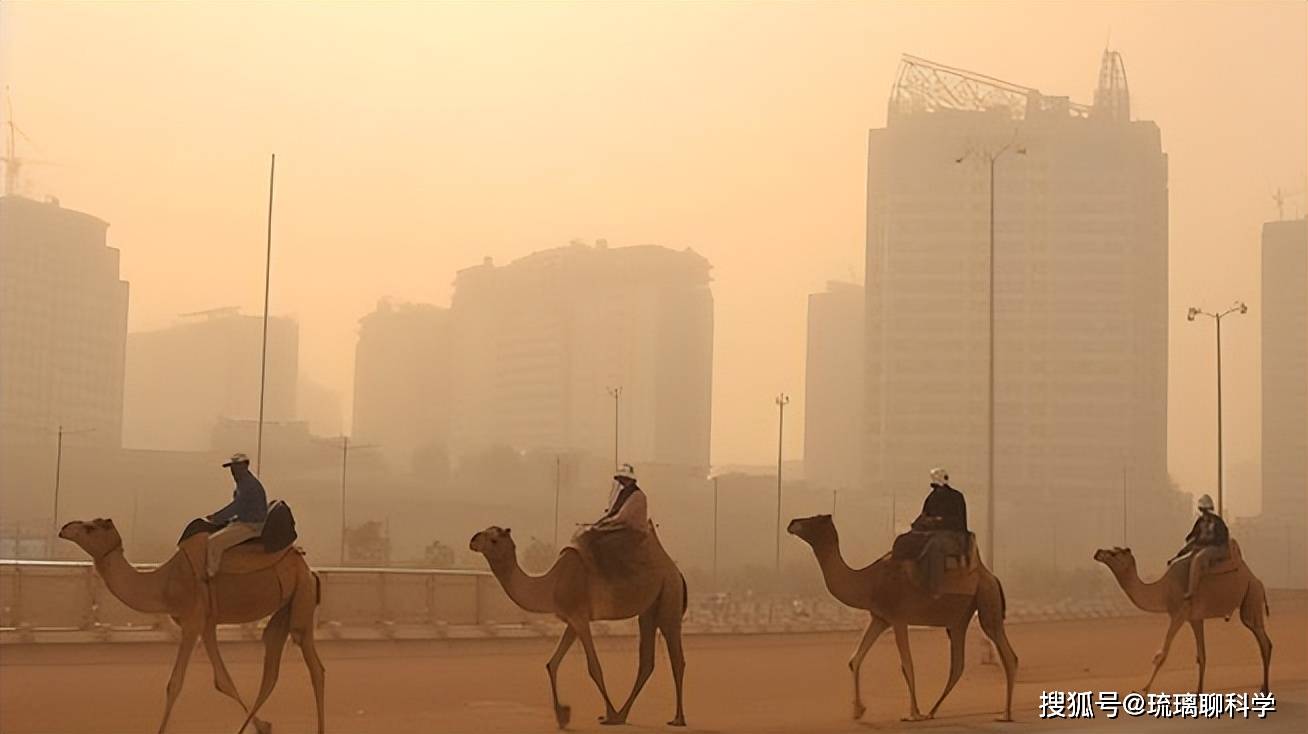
<box><xmin>122</xmin><ymin>308</ymin><xmax>298</xmax><ymax>451</ymax></box>
<box><xmin>449</xmin><ymin>241</ymin><xmax>713</xmax><ymax>471</ymax></box>
<box><xmin>0</xmin><ymin>195</ymin><xmax>129</xmax><ymax>447</ymax></box>
<box><xmin>804</xmin><ymin>281</ymin><xmax>864</xmax><ymax>494</ymax></box>
<box><xmin>1260</xmin><ymin>218</ymin><xmax>1307</xmax><ymax>532</ymax></box>
<box><xmin>865</xmin><ymin>51</ymin><xmax>1176</xmax><ymax>566</ymax></box>
<box><xmin>351</xmin><ymin>300</ymin><xmax>451</xmax><ymax>474</ymax></box>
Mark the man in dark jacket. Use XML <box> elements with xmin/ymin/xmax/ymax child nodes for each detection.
<box><xmin>1171</xmin><ymin>494</ymin><xmax>1229</xmax><ymax>600</ymax></box>
<box><xmin>910</xmin><ymin>467</ymin><xmax>970</xmax><ymax>596</ymax></box>
<box><xmin>205</xmin><ymin>453</ymin><xmax>268</xmax><ymax>577</ymax></box>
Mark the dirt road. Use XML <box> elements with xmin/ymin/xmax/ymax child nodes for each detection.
<box><xmin>2</xmin><ymin>599</ymin><xmax>1304</xmax><ymax>733</ymax></box>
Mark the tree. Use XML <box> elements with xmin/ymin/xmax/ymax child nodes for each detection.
<box><xmin>522</xmin><ymin>536</ymin><xmax>557</xmax><ymax>573</ymax></box>
<box><xmin>344</xmin><ymin>520</ymin><xmax>390</xmax><ymax>564</ymax></box>
<box><xmin>423</xmin><ymin>538</ymin><xmax>455</xmax><ymax>568</ymax></box>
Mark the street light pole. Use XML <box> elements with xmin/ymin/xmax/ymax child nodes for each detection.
<box><xmin>774</xmin><ymin>393</ymin><xmax>789</xmax><ymax>576</ymax></box>
<box><xmin>51</xmin><ymin>425</ymin><xmax>95</xmax><ymax>547</ymax></box>
<box><xmin>607</xmin><ymin>386</ymin><xmax>622</xmax><ymax>470</ymax></box>
<box><xmin>957</xmin><ymin>138</ymin><xmax>1025</xmax><ymax>570</ymax></box>
<box><xmin>329</xmin><ymin>435</ymin><xmax>379</xmax><ymax>565</ymax></box>
<box><xmin>554</xmin><ymin>455</ymin><xmax>562</xmax><ymax>549</ymax></box>
<box><xmin>711</xmin><ymin>474</ymin><xmax>720</xmax><ymax>590</ymax></box>
<box><xmin>1187</xmin><ymin>301</ymin><xmax>1248</xmax><ymax>517</ymax></box>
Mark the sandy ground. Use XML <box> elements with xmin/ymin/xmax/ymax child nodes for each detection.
<box><xmin>2</xmin><ymin>599</ymin><xmax>1304</xmax><ymax>734</ymax></box>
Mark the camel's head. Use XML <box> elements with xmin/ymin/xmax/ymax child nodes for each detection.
<box><xmin>1093</xmin><ymin>546</ymin><xmax>1135</xmax><ymax>572</ymax></box>
<box><xmin>58</xmin><ymin>518</ymin><xmax>123</xmax><ymax>558</ymax></box>
<box><xmin>469</xmin><ymin>526</ymin><xmax>516</xmax><ymax>560</ymax></box>
<box><xmin>786</xmin><ymin>514</ymin><xmax>835</xmax><ymax>545</ymax></box>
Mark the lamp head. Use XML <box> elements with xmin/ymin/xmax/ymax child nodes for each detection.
<box><xmin>1186</xmin><ymin>307</ymin><xmax>1199</xmax><ymax>321</ymax></box>
<box><xmin>1237</xmin><ymin>301</ymin><xmax>1248</xmax><ymax>314</ymax></box>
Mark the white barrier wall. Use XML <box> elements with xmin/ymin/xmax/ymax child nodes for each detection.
<box><xmin>0</xmin><ymin>560</ymin><xmax>541</xmax><ymax>634</ymax></box>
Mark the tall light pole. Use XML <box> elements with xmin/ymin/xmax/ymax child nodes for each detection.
<box><xmin>957</xmin><ymin>138</ymin><xmax>1025</xmax><ymax>569</ymax></box>
<box><xmin>1187</xmin><ymin>301</ymin><xmax>1248</xmax><ymax>518</ymax></box>
<box><xmin>606</xmin><ymin>386</ymin><xmax>622</xmax><ymax>470</ymax></box>
<box><xmin>554</xmin><ymin>455</ymin><xmax>562</xmax><ymax>549</ymax></box>
<box><xmin>256</xmin><ymin>153</ymin><xmax>276</xmax><ymax>473</ymax></box>
<box><xmin>774</xmin><ymin>393</ymin><xmax>789</xmax><ymax>577</ymax></box>
<box><xmin>51</xmin><ymin>425</ymin><xmax>95</xmax><ymax>553</ymax></box>
<box><xmin>710</xmin><ymin>473</ymin><xmax>720</xmax><ymax>590</ymax></box>
<box><xmin>321</xmin><ymin>435</ymin><xmax>378</xmax><ymax>564</ymax></box>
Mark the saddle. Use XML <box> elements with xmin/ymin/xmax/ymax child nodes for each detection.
<box><xmin>567</xmin><ymin>522</ymin><xmax>667</xmax><ymax>618</ymax></box>
<box><xmin>178</xmin><ymin>499</ymin><xmax>298</xmax><ymax>552</ymax></box>
<box><xmin>890</xmin><ymin>530</ymin><xmax>980</xmax><ymax>596</ymax></box>
<box><xmin>1187</xmin><ymin>539</ymin><xmax>1243</xmax><ymax>576</ymax></box>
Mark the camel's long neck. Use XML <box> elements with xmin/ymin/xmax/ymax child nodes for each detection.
<box><xmin>1109</xmin><ymin>561</ymin><xmax>1169</xmax><ymax>613</ymax></box>
<box><xmin>94</xmin><ymin>549</ymin><xmax>172</xmax><ymax>614</ymax></box>
<box><xmin>488</xmin><ymin>554</ymin><xmax>557</xmax><ymax>615</ymax></box>
<box><xmin>809</xmin><ymin>532</ymin><xmax>869</xmax><ymax>610</ymax></box>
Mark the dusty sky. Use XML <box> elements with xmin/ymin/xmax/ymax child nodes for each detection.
<box><xmin>2</xmin><ymin>1</ymin><xmax>1304</xmax><ymax>513</ymax></box>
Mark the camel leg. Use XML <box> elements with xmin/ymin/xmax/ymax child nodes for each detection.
<box><xmin>892</xmin><ymin>623</ymin><xmax>926</xmax><ymax>721</ymax></box>
<box><xmin>238</xmin><ymin>605</ymin><xmax>292</xmax><ymax>734</ymax></box>
<box><xmin>1190</xmin><ymin>620</ymin><xmax>1206</xmax><ymax>693</ymax></box>
<box><xmin>977</xmin><ymin>580</ymin><xmax>1017</xmax><ymax>722</ymax></box>
<box><xmin>612</xmin><ymin>611</ymin><xmax>657</xmax><ymax>724</ymax></box>
<box><xmin>1142</xmin><ymin>615</ymin><xmax>1184</xmax><ymax>694</ymax></box>
<box><xmin>201</xmin><ymin>625</ymin><xmax>271</xmax><ymax>734</ymax></box>
<box><xmin>1240</xmin><ymin>581</ymin><xmax>1273</xmax><ymax>694</ymax></box>
<box><xmin>294</xmin><ymin>627</ymin><xmax>327</xmax><ymax>734</ymax></box>
<box><xmin>928</xmin><ymin>621</ymin><xmax>969</xmax><ymax>719</ymax></box>
<box><xmin>574</xmin><ymin>621</ymin><xmax>620</xmax><ymax>724</ymax></box>
<box><xmin>849</xmin><ymin>615</ymin><xmax>890</xmax><ymax>720</ymax></box>
<box><xmin>545</xmin><ymin>625</ymin><xmax>577</xmax><ymax>729</ymax></box>
<box><xmin>660</xmin><ymin>616</ymin><xmax>687</xmax><ymax>727</ymax></box>
<box><xmin>158</xmin><ymin>623</ymin><xmax>200</xmax><ymax>734</ymax></box>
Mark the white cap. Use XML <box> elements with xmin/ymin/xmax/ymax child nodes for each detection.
<box><xmin>1197</xmin><ymin>494</ymin><xmax>1214</xmax><ymax>511</ymax></box>
<box><xmin>930</xmin><ymin>467</ymin><xmax>950</xmax><ymax>484</ymax></box>
<box><xmin>222</xmin><ymin>452</ymin><xmax>250</xmax><ymax>468</ymax></box>
<box><xmin>614</xmin><ymin>463</ymin><xmax>637</xmax><ymax>481</ymax></box>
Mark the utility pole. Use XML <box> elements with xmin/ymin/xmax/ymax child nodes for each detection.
<box><xmin>1187</xmin><ymin>302</ymin><xmax>1248</xmax><ymax>517</ymax></box>
<box><xmin>607</xmin><ymin>386</ymin><xmax>622</xmax><ymax>469</ymax></box>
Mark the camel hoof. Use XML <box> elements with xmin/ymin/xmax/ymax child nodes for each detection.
<box><xmin>554</xmin><ymin>705</ymin><xmax>571</xmax><ymax>729</ymax></box>
<box><xmin>852</xmin><ymin>702</ymin><xmax>866</xmax><ymax>720</ymax></box>
<box><xmin>995</xmin><ymin>715</ymin><xmax>1014</xmax><ymax>722</ymax></box>
<box><xmin>901</xmin><ymin>713</ymin><xmax>928</xmax><ymax>722</ymax></box>
<box><xmin>598</xmin><ymin>714</ymin><xmax>626</xmax><ymax>726</ymax></box>
<box><xmin>254</xmin><ymin>720</ymin><xmax>273</xmax><ymax>734</ymax></box>
<box><xmin>667</xmin><ymin>717</ymin><xmax>687</xmax><ymax>727</ymax></box>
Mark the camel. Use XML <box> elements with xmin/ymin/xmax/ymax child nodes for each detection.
<box><xmin>1093</xmin><ymin>543</ymin><xmax>1271</xmax><ymax>694</ymax></box>
<box><xmin>469</xmin><ymin>525</ymin><xmax>687</xmax><ymax>728</ymax></box>
<box><xmin>59</xmin><ymin>518</ymin><xmax>325</xmax><ymax>734</ymax></box>
<box><xmin>787</xmin><ymin>515</ymin><xmax>1017</xmax><ymax>722</ymax></box>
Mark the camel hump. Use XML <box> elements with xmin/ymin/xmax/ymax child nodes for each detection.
<box><xmin>1207</xmin><ymin>538</ymin><xmax>1243</xmax><ymax>576</ymax></box>
<box><xmin>569</xmin><ymin>523</ymin><xmax>672</xmax><ymax>618</ymax></box>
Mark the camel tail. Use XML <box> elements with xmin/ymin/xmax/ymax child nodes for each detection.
<box><xmin>313</xmin><ymin>571</ymin><xmax>322</xmax><ymax>606</ymax></box>
<box><xmin>681</xmin><ymin>574</ymin><xmax>689</xmax><ymax>618</ymax></box>
<box><xmin>997</xmin><ymin>577</ymin><xmax>1008</xmax><ymax>620</ymax></box>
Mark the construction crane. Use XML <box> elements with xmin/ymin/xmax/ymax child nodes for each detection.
<box><xmin>1272</xmin><ymin>187</ymin><xmax>1304</xmax><ymax>221</ymax></box>
<box><xmin>3</xmin><ymin>87</ymin><xmax>52</xmax><ymax>197</ymax></box>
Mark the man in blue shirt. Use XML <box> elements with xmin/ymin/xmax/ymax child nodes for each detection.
<box><xmin>205</xmin><ymin>453</ymin><xmax>268</xmax><ymax>577</ymax></box>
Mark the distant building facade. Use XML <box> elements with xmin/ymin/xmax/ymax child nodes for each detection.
<box><xmin>448</xmin><ymin>241</ymin><xmax>713</xmax><ymax>471</ymax></box>
<box><xmin>351</xmin><ymin>300</ymin><xmax>451</xmax><ymax>474</ymax></box>
<box><xmin>804</xmin><ymin>281</ymin><xmax>864</xmax><ymax>494</ymax></box>
<box><xmin>1257</xmin><ymin>217</ymin><xmax>1307</xmax><ymax>586</ymax></box>
<box><xmin>122</xmin><ymin>308</ymin><xmax>298</xmax><ymax>451</ymax></box>
<box><xmin>0</xmin><ymin>195</ymin><xmax>129</xmax><ymax>448</ymax></box>
<box><xmin>865</xmin><ymin>51</ymin><xmax>1177</xmax><ymax>566</ymax></box>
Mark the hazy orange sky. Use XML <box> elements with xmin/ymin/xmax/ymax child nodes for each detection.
<box><xmin>2</xmin><ymin>1</ymin><xmax>1304</xmax><ymax>513</ymax></box>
